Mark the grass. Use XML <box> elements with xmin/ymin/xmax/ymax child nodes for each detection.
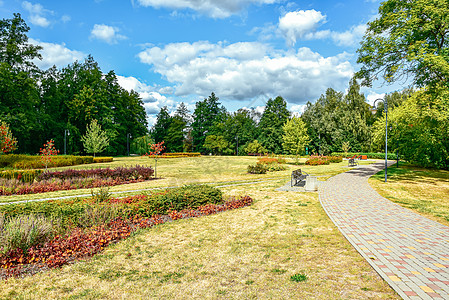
<box><xmin>0</xmin><ymin>157</ymin><xmax>399</xmax><ymax>299</ymax></box>
<box><xmin>0</xmin><ymin>156</ymin><xmax>354</xmax><ymax>204</ymax></box>
<box><xmin>369</xmin><ymin>162</ymin><xmax>449</xmax><ymax>226</ymax></box>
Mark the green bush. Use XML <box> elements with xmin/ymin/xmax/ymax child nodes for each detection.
<box><xmin>0</xmin><ymin>184</ymin><xmax>224</xmax><ymax>228</ymax></box>
<box><xmin>247</xmin><ymin>163</ymin><xmax>269</xmax><ymax>174</ymax></box>
<box><xmin>146</xmin><ymin>185</ymin><xmax>223</xmax><ymax>215</ymax></box>
<box><xmin>327</xmin><ymin>156</ymin><xmax>343</xmax><ymax>163</ymax></box>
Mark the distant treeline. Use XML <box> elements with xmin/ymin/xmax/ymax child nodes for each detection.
<box><xmin>1</xmin><ymin>14</ymin><xmax>147</xmax><ymax>155</ymax></box>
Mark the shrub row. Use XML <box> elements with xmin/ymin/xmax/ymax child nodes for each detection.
<box><xmin>0</xmin><ymin>169</ymin><xmax>43</xmax><ymax>183</ymax></box>
<box><xmin>147</xmin><ymin>152</ymin><xmax>201</xmax><ymax>158</ymax></box>
<box><xmin>331</xmin><ymin>152</ymin><xmax>398</xmax><ymax>160</ymax></box>
<box><xmin>93</xmin><ymin>157</ymin><xmax>114</xmax><ymax>163</ymax></box>
<box><xmin>37</xmin><ymin>165</ymin><xmax>154</xmax><ymax>181</ymax></box>
<box><xmin>0</xmin><ymin>154</ymin><xmax>94</xmax><ymax>169</ymax></box>
<box><xmin>0</xmin><ymin>184</ymin><xmax>222</xmax><ymax>228</ymax></box>
<box><xmin>0</xmin><ymin>194</ymin><xmax>253</xmax><ymax>277</ymax></box>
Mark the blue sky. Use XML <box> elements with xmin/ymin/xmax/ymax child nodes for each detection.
<box><xmin>1</xmin><ymin>0</ymin><xmax>402</xmax><ymax>126</ymax></box>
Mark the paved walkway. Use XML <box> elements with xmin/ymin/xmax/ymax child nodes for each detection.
<box><xmin>319</xmin><ymin>162</ymin><xmax>449</xmax><ymax>299</ymax></box>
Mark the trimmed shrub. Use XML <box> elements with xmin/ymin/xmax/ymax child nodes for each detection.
<box><xmin>93</xmin><ymin>157</ymin><xmax>113</xmax><ymax>163</ymax></box>
<box><xmin>247</xmin><ymin>162</ymin><xmax>269</xmax><ymax>174</ymax></box>
<box><xmin>0</xmin><ymin>154</ymin><xmax>94</xmax><ymax>169</ymax></box>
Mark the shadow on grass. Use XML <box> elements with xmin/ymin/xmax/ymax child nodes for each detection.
<box><xmin>370</xmin><ymin>162</ymin><xmax>449</xmax><ymax>184</ymax></box>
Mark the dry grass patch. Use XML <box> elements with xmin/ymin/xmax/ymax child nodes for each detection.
<box><xmin>369</xmin><ymin>163</ymin><xmax>449</xmax><ymax>226</ymax></box>
<box><xmin>0</xmin><ymin>179</ymin><xmax>398</xmax><ymax>299</ymax></box>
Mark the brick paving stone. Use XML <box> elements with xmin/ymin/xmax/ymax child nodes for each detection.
<box><xmin>319</xmin><ymin>161</ymin><xmax>449</xmax><ymax>300</ymax></box>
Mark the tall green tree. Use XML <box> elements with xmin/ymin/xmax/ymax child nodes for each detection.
<box><xmin>372</xmin><ymin>87</ymin><xmax>449</xmax><ymax>169</ymax></box>
<box><xmin>258</xmin><ymin>96</ymin><xmax>290</xmax><ymax>154</ymax></box>
<box><xmin>191</xmin><ymin>92</ymin><xmax>226</xmax><ymax>153</ymax></box>
<box><xmin>356</xmin><ymin>0</ymin><xmax>449</xmax><ymax>90</ymax></box>
<box><xmin>282</xmin><ymin>117</ymin><xmax>310</xmax><ymax>158</ymax></box>
<box><xmin>81</xmin><ymin>119</ymin><xmax>109</xmax><ymax>157</ymax></box>
<box><xmin>151</xmin><ymin>106</ymin><xmax>172</xmax><ymax>144</ymax></box>
<box><xmin>0</xmin><ymin>13</ymin><xmax>42</xmax><ymax>70</ymax></box>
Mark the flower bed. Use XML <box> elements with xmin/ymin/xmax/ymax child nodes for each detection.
<box><xmin>146</xmin><ymin>152</ymin><xmax>201</xmax><ymax>158</ymax></box>
<box><xmin>0</xmin><ymin>184</ymin><xmax>253</xmax><ymax>279</ymax></box>
<box><xmin>0</xmin><ymin>166</ymin><xmax>154</xmax><ymax>196</ymax></box>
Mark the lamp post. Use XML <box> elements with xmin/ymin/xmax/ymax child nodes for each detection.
<box><xmin>371</xmin><ymin>98</ymin><xmax>388</xmax><ymax>182</ymax></box>
<box><xmin>127</xmin><ymin>133</ymin><xmax>132</xmax><ymax>156</ymax></box>
<box><xmin>64</xmin><ymin>129</ymin><xmax>70</xmax><ymax>155</ymax></box>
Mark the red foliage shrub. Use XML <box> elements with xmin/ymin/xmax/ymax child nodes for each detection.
<box><xmin>0</xmin><ymin>195</ymin><xmax>253</xmax><ymax>278</ymax></box>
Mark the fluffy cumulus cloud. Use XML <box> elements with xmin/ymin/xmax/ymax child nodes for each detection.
<box><xmin>277</xmin><ymin>10</ymin><xmax>366</xmax><ymax>47</ymax></box>
<box><xmin>136</xmin><ymin>0</ymin><xmax>277</xmax><ymax>18</ymax></box>
<box><xmin>90</xmin><ymin>24</ymin><xmax>127</xmax><ymax>44</ymax></box>
<box><xmin>30</xmin><ymin>38</ymin><xmax>86</xmax><ymax>69</ymax></box>
<box><xmin>138</xmin><ymin>41</ymin><xmax>353</xmax><ymax>104</ymax></box>
<box><xmin>278</xmin><ymin>10</ymin><xmax>326</xmax><ymax>46</ymax></box>
<box><xmin>116</xmin><ymin>75</ymin><xmax>175</xmax><ymax>115</ymax></box>
<box><xmin>22</xmin><ymin>1</ymin><xmax>53</xmax><ymax>27</ymax></box>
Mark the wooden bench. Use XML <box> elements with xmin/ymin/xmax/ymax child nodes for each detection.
<box><xmin>348</xmin><ymin>158</ymin><xmax>358</xmax><ymax>167</ymax></box>
<box><xmin>291</xmin><ymin>169</ymin><xmax>309</xmax><ymax>186</ymax></box>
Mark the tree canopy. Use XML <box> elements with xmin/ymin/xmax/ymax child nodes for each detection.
<box><xmin>356</xmin><ymin>0</ymin><xmax>449</xmax><ymax>89</ymax></box>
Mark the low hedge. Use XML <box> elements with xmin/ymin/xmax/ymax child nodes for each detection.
<box><xmin>147</xmin><ymin>152</ymin><xmax>201</xmax><ymax>158</ymax></box>
<box><xmin>331</xmin><ymin>152</ymin><xmax>398</xmax><ymax>160</ymax></box>
<box><xmin>93</xmin><ymin>157</ymin><xmax>113</xmax><ymax>163</ymax></box>
<box><xmin>0</xmin><ymin>155</ymin><xmax>94</xmax><ymax>169</ymax></box>
<box><xmin>0</xmin><ymin>184</ymin><xmax>223</xmax><ymax>229</ymax></box>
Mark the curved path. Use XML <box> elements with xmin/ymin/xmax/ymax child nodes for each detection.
<box><xmin>320</xmin><ymin>162</ymin><xmax>449</xmax><ymax>299</ymax></box>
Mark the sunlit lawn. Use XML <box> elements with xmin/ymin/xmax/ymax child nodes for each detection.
<box><xmin>369</xmin><ymin>162</ymin><xmax>449</xmax><ymax>226</ymax></box>
<box><xmin>0</xmin><ymin>168</ymin><xmax>398</xmax><ymax>299</ymax></box>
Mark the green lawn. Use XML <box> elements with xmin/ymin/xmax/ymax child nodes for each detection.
<box><xmin>370</xmin><ymin>162</ymin><xmax>449</xmax><ymax>226</ymax></box>
<box><xmin>0</xmin><ymin>156</ymin><xmax>400</xmax><ymax>298</ymax></box>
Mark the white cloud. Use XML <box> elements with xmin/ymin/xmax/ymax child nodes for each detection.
<box><xmin>330</xmin><ymin>24</ymin><xmax>366</xmax><ymax>47</ymax></box>
<box><xmin>90</xmin><ymin>24</ymin><xmax>127</xmax><ymax>44</ymax></box>
<box><xmin>61</xmin><ymin>15</ymin><xmax>71</xmax><ymax>23</ymax></box>
<box><xmin>22</xmin><ymin>1</ymin><xmax>53</xmax><ymax>27</ymax></box>
<box><xmin>278</xmin><ymin>10</ymin><xmax>326</xmax><ymax>46</ymax></box>
<box><xmin>365</xmin><ymin>91</ymin><xmax>385</xmax><ymax>106</ymax></box>
<box><xmin>138</xmin><ymin>41</ymin><xmax>354</xmax><ymax>104</ymax></box>
<box><xmin>136</xmin><ymin>0</ymin><xmax>277</xmax><ymax>18</ymax></box>
<box><xmin>276</xmin><ymin>10</ymin><xmax>367</xmax><ymax>47</ymax></box>
<box><xmin>290</xmin><ymin>104</ymin><xmax>306</xmax><ymax>116</ymax></box>
<box><xmin>117</xmin><ymin>75</ymin><xmax>175</xmax><ymax>119</ymax></box>
<box><xmin>30</xmin><ymin>38</ymin><xmax>86</xmax><ymax>69</ymax></box>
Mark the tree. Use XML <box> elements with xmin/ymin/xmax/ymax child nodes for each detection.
<box><xmin>372</xmin><ymin>87</ymin><xmax>449</xmax><ymax>169</ymax></box>
<box><xmin>148</xmin><ymin>141</ymin><xmax>166</xmax><ymax>178</ymax></box>
<box><xmin>191</xmin><ymin>92</ymin><xmax>226</xmax><ymax>153</ymax></box>
<box><xmin>203</xmin><ymin>135</ymin><xmax>230</xmax><ymax>155</ymax></box>
<box><xmin>81</xmin><ymin>119</ymin><xmax>109</xmax><ymax>157</ymax></box>
<box><xmin>40</xmin><ymin>139</ymin><xmax>59</xmax><ymax>170</ymax></box>
<box><xmin>244</xmin><ymin>140</ymin><xmax>267</xmax><ymax>155</ymax></box>
<box><xmin>356</xmin><ymin>0</ymin><xmax>449</xmax><ymax>90</ymax></box>
<box><xmin>0</xmin><ymin>13</ymin><xmax>42</xmax><ymax>70</ymax></box>
<box><xmin>151</xmin><ymin>106</ymin><xmax>172</xmax><ymax>144</ymax></box>
<box><xmin>258</xmin><ymin>96</ymin><xmax>290</xmax><ymax>154</ymax></box>
<box><xmin>0</xmin><ymin>119</ymin><xmax>17</xmax><ymax>154</ymax></box>
<box><xmin>282</xmin><ymin>117</ymin><xmax>310</xmax><ymax>158</ymax></box>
